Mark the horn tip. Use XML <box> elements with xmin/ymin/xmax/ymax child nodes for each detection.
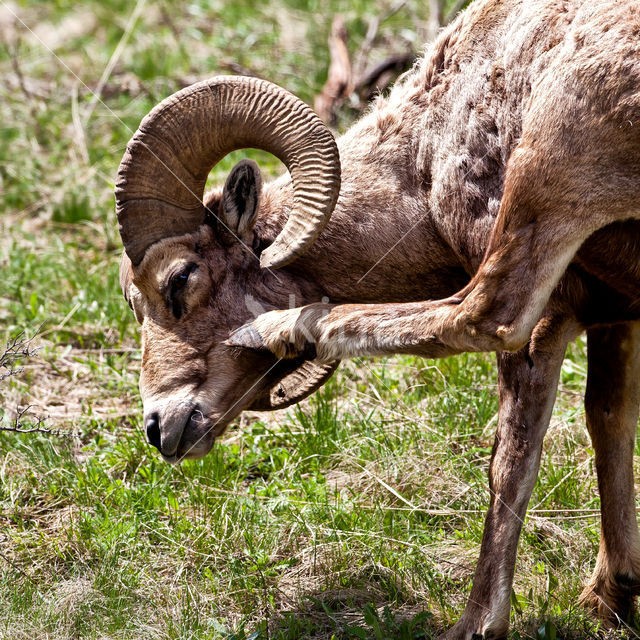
<box><xmin>260</xmin><ymin>246</ymin><xmax>292</xmax><ymax>270</ymax></box>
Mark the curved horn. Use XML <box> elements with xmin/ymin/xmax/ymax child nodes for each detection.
<box><xmin>115</xmin><ymin>76</ymin><xmax>341</xmax><ymax>268</ymax></box>
<box><xmin>249</xmin><ymin>360</ymin><xmax>339</xmax><ymax>411</ymax></box>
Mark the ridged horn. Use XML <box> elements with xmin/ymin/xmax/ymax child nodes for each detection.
<box><xmin>115</xmin><ymin>76</ymin><xmax>341</xmax><ymax>268</ymax></box>
<box><xmin>249</xmin><ymin>360</ymin><xmax>339</xmax><ymax>411</ymax></box>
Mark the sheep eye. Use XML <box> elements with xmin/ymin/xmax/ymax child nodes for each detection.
<box><xmin>174</xmin><ymin>271</ymin><xmax>189</xmax><ymax>287</ymax></box>
<box><xmin>167</xmin><ymin>263</ymin><xmax>197</xmax><ymax>319</ymax></box>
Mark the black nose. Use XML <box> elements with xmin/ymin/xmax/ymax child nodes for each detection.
<box><xmin>145</xmin><ymin>413</ymin><xmax>161</xmax><ymax>450</ymax></box>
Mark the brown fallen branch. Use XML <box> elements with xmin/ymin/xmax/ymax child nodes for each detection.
<box><xmin>354</xmin><ymin>52</ymin><xmax>416</xmax><ymax>101</ymax></box>
<box><xmin>314</xmin><ymin>13</ymin><xmax>415</xmax><ymax>124</ymax></box>
<box><xmin>314</xmin><ymin>15</ymin><xmax>352</xmax><ymax>125</ymax></box>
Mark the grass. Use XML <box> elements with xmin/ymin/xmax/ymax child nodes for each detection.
<box><xmin>0</xmin><ymin>0</ymin><xmax>636</xmax><ymax>638</ymax></box>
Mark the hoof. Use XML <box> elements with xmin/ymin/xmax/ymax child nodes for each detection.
<box><xmin>225</xmin><ymin>323</ymin><xmax>266</xmax><ymax>351</ymax></box>
<box><xmin>437</xmin><ymin>615</ymin><xmax>507</xmax><ymax>640</ymax></box>
<box><xmin>579</xmin><ymin>576</ymin><xmax>639</xmax><ymax>627</ymax></box>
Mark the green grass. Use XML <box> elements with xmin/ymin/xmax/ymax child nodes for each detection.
<box><xmin>0</xmin><ymin>1</ymin><xmax>635</xmax><ymax>638</ymax></box>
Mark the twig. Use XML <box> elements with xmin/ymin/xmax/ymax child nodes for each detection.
<box><xmin>0</xmin><ymin>404</ymin><xmax>63</xmax><ymax>436</ymax></box>
<box><xmin>1</xmin><ymin>327</ymin><xmax>68</xmax><ymax>437</ymax></box>
<box><xmin>315</xmin><ymin>7</ymin><xmax>415</xmax><ymax>123</ymax></box>
<box><xmin>314</xmin><ymin>15</ymin><xmax>352</xmax><ymax>125</ymax></box>
<box><xmin>0</xmin><ymin>329</ymin><xmax>41</xmax><ymax>381</ymax></box>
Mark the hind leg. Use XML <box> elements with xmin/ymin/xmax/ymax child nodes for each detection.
<box><xmin>580</xmin><ymin>323</ymin><xmax>640</xmax><ymax>625</ymax></box>
<box><xmin>438</xmin><ymin>312</ymin><xmax>577</xmax><ymax>640</ymax></box>
<box><xmin>230</xmin><ymin>59</ymin><xmax>640</xmax><ymax>362</ymax></box>
<box><xmin>231</xmin><ymin>144</ymin><xmax>636</xmax><ymax>361</ymax></box>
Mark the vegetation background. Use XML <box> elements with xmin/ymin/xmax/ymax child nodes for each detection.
<box><xmin>0</xmin><ymin>0</ymin><xmax>634</xmax><ymax>638</ymax></box>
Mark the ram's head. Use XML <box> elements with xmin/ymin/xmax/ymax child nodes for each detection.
<box><xmin>117</xmin><ymin>77</ymin><xmax>340</xmax><ymax>462</ymax></box>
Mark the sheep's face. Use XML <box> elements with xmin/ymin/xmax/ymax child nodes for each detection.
<box><xmin>122</xmin><ymin>161</ymin><xmax>322</xmax><ymax>462</ymax></box>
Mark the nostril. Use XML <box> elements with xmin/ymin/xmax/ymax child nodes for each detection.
<box><xmin>188</xmin><ymin>406</ymin><xmax>203</xmax><ymax>426</ymax></box>
<box><xmin>145</xmin><ymin>413</ymin><xmax>161</xmax><ymax>450</ymax></box>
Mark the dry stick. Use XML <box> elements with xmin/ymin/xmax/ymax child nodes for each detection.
<box><xmin>315</xmin><ymin>9</ymin><xmax>415</xmax><ymax>124</ymax></box>
<box><xmin>0</xmin><ymin>330</ymin><xmax>40</xmax><ymax>378</ymax></box>
<box><xmin>0</xmin><ymin>328</ymin><xmax>68</xmax><ymax>437</ymax></box>
<box><xmin>354</xmin><ymin>53</ymin><xmax>415</xmax><ymax>101</ymax></box>
<box><xmin>0</xmin><ymin>405</ymin><xmax>61</xmax><ymax>436</ymax></box>
<box><xmin>314</xmin><ymin>15</ymin><xmax>352</xmax><ymax>125</ymax></box>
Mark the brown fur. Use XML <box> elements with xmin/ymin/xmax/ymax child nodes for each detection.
<box><xmin>126</xmin><ymin>1</ymin><xmax>640</xmax><ymax>638</ymax></box>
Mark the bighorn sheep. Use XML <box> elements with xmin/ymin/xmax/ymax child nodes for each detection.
<box><xmin>116</xmin><ymin>0</ymin><xmax>640</xmax><ymax>637</ymax></box>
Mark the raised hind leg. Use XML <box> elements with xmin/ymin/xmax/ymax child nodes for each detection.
<box><xmin>229</xmin><ymin>142</ymin><xmax>638</xmax><ymax>362</ymax></box>
<box><xmin>229</xmin><ymin>52</ymin><xmax>640</xmax><ymax>361</ymax></box>
<box><xmin>579</xmin><ymin>323</ymin><xmax>640</xmax><ymax>626</ymax></box>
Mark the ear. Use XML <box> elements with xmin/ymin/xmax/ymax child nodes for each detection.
<box><xmin>220</xmin><ymin>159</ymin><xmax>262</xmax><ymax>238</ymax></box>
<box><xmin>119</xmin><ymin>253</ymin><xmax>145</xmax><ymax>323</ymax></box>
<box><xmin>119</xmin><ymin>251</ymin><xmax>135</xmax><ymax>310</ymax></box>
